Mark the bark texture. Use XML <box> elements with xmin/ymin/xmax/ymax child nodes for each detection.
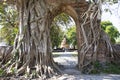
<box><xmin>74</xmin><ymin>1</ymin><xmax>114</xmax><ymax>73</ymax></box>
<box><xmin>1</xmin><ymin>0</ymin><xmax>61</xmax><ymax>79</ymax></box>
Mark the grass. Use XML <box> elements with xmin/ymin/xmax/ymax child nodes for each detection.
<box><xmin>72</xmin><ymin>52</ymin><xmax>78</xmax><ymax>57</ymax></box>
<box><xmin>0</xmin><ymin>68</ymin><xmax>5</xmax><ymax>76</ymax></box>
<box><xmin>102</xmin><ymin>63</ymin><xmax>120</xmax><ymax>74</ymax></box>
<box><xmin>91</xmin><ymin>61</ymin><xmax>120</xmax><ymax>74</ymax></box>
<box><xmin>52</xmin><ymin>52</ymin><xmax>60</xmax><ymax>57</ymax></box>
<box><xmin>52</xmin><ymin>52</ymin><xmax>78</xmax><ymax>57</ymax></box>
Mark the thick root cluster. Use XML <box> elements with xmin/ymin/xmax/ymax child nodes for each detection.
<box><xmin>0</xmin><ymin>51</ymin><xmax>61</xmax><ymax>79</ymax></box>
<box><xmin>77</xmin><ymin>1</ymin><xmax>115</xmax><ymax>73</ymax></box>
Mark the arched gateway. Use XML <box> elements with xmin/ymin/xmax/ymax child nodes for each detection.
<box><xmin>1</xmin><ymin>0</ymin><xmax>118</xmax><ymax>79</ymax></box>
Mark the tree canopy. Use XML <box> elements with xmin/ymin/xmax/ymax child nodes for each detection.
<box><xmin>50</xmin><ymin>23</ymin><xmax>64</xmax><ymax>48</ymax></box>
<box><xmin>66</xmin><ymin>25</ymin><xmax>77</xmax><ymax>49</ymax></box>
<box><xmin>101</xmin><ymin>21</ymin><xmax>120</xmax><ymax>44</ymax></box>
<box><xmin>50</xmin><ymin>13</ymin><xmax>73</xmax><ymax>48</ymax></box>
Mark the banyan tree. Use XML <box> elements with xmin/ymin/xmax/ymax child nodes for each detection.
<box><xmin>0</xmin><ymin>0</ymin><xmax>120</xmax><ymax>79</ymax></box>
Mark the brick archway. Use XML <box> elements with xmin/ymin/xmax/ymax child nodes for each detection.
<box><xmin>50</xmin><ymin>1</ymin><xmax>113</xmax><ymax>73</ymax></box>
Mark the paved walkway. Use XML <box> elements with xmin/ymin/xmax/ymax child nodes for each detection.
<box><xmin>50</xmin><ymin>52</ymin><xmax>120</xmax><ymax>80</ymax></box>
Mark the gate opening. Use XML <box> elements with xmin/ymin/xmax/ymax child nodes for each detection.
<box><xmin>50</xmin><ymin>13</ymin><xmax>78</xmax><ymax>70</ymax></box>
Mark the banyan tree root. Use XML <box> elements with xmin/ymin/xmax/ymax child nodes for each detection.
<box><xmin>78</xmin><ymin>1</ymin><xmax>114</xmax><ymax>73</ymax></box>
<box><xmin>1</xmin><ymin>34</ymin><xmax>62</xmax><ymax>79</ymax></box>
<box><xmin>0</xmin><ymin>0</ymin><xmax>62</xmax><ymax>79</ymax></box>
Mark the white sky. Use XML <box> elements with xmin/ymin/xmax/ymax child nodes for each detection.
<box><xmin>102</xmin><ymin>3</ymin><xmax>120</xmax><ymax>32</ymax></box>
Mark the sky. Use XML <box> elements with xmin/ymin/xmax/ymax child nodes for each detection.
<box><xmin>102</xmin><ymin>3</ymin><xmax>120</xmax><ymax>32</ymax></box>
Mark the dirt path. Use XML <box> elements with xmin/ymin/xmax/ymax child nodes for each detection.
<box><xmin>53</xmin><ymin>52</ymin><xmax>80</xmax><ymax>74</ymax></box>
<box><xmin>49</xmin><ymin>52</ymin><xmax>120</xmax><ymax>80</ymax></box>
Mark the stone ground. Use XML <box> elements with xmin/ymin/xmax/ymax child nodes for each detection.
<box><xmin>48</xmin><ymin>52</ymin><xmax>120</xmax><ymax>80</ymax></box>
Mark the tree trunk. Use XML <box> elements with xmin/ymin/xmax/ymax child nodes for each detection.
<box><xmin>2</xmin><ymin>0</ymin><xmax>61</xmax><ymax>78</ymax></box>
<box><xmin>76</xmin><ymin>1</ymin><xmax>113</xmax><ymax>73</ymax></box>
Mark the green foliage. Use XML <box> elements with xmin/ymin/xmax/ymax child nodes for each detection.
<box><xmin>102</xmin><ymin>63</ymin><xmax>120</xmax><ymax>74</ymax></box>
<box><xmin>50</xmin><ymin>23</ymin><xmax>64</xmax><ymax>48</ymax></box>
<box><xmin>66</xmin><ymin>26</ymin><xmax>77</xmax><ymax>48</ymax></box>
<box><xmin>103</xmin><ymin>0</ymin><xmax>119</xmax><ymax>3</ymax></box>
<box><xmin>51</xmin><ymin>13</ymin><xmax>72</xmax><ymax>48</ymax></box>
<box><xmin>91</xmin><ymin>61</ymin><xmax>102</xmax><ymax>74</ymax></box>
<box><xmin>0</xmin><ymin>68</ymin><xmax>5</xmax><ymax>76</ymax></box>
<box><xmin>0</xmin><ymin>26</ymin><xmax>18</xmax><ymax>45</ymax></box>
<box><xmin>52</xmin><ymin>53</ymin><xmax>60</xmax><ymax>57</ymax></box>
<box><xmin>10</xmin><ymin>67</ymin><xmax>15</xmax><ymax>74</ymax></box>
<box><xmin>54</xmin><ymin>13</ymin><xmax>77</xmax><ymax>46</ymax></box>
<box><xmin>54</xmin><ymin>13</ymin><xmax>72</xmax><ymax>26</ymax></box>
<box><xmin>72</xmin><ymin>52</ymin><xmax>77</xmax><ymax>57</ymax></box>
<box><xmin>101</xmin><ymin>21</ymin><xmax>120</xmax><ymax>44</ymax></box>
<box><xmin>0</xmin><ymin>4</ymin><xmax>18</xmax><ymax>45</ymax></box>
<box><xmin>91</xmin><ymin>61</ymin><xmax>120</xmax><ymax>74</ymax></box>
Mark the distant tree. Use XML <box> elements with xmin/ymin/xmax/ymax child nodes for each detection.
<box><xmin>66</xmin><ymin>26</ymin><xmax>77</xmax><ymax>49</ymax></box>
<box><xmin>50</xmin><ymin>23</ymin><xmax>64</xmax><ymax>48</ymax></box>
<box><xmin>54</xmin><ymin>13</ymin><xmax>72</xmax><ymax>27</ymax></box>
<box><xmin>51</xmin><ymin>13</ymin><xmax>73</xmax><ymax>48</ymax></box>
<box><xmin>101</xmin><ymin>21</ymin><xmax>120</xmax><ymax>44</ymax></box>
